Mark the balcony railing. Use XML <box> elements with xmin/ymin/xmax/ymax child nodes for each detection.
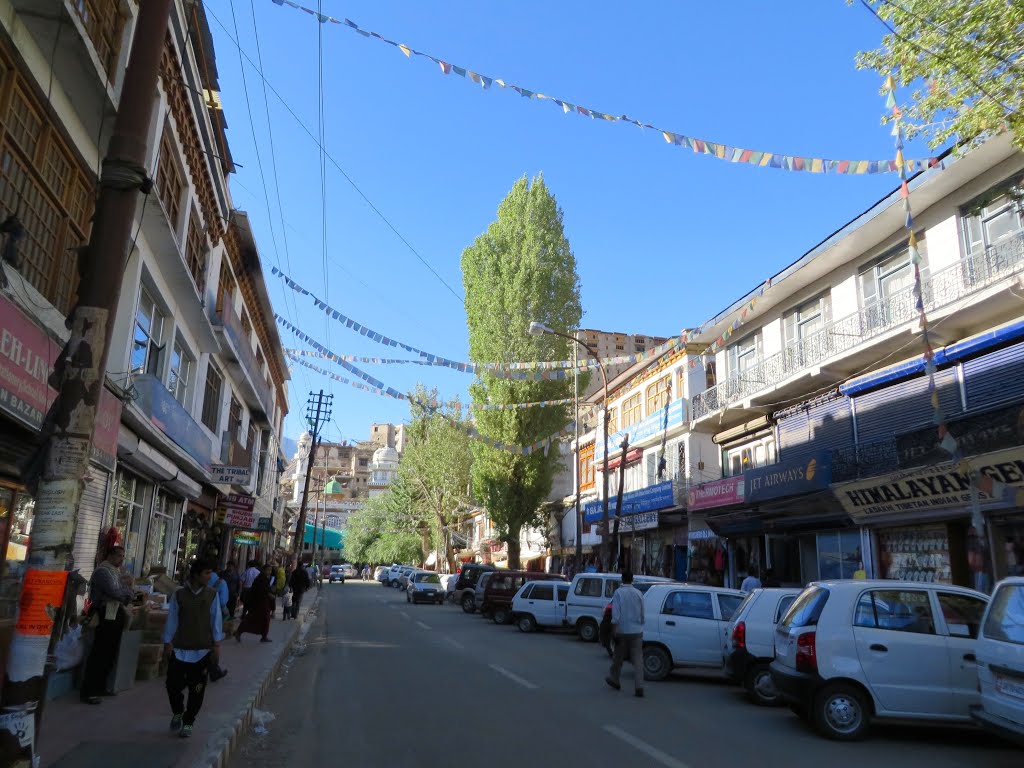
<box><xmin>211</xmin><ymin>294</ymin><xmax>274</xmax><ymax>417</ymax></box>
<box><xmin>221</xmin><ymin>431</ymin><xmax>254</xmax><ymax>470</ymax></box>
<box><xmin>130</xmin><ymin>373</ymin><xmax>212</xmax><ymax>471</ymax></box>
<box><xmin>692</xmin><ymin>231</ymin><xmax>1024</xmax><ymax>421</ymax></box>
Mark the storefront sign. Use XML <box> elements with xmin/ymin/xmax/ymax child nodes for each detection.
<box><xmin>257</xmin><ymin>517</ymin><xmax>272</xmax><ymax>531</ymax></box>
<box><xmin>131</xmin><ymin>374</ymin><xmax>213</xmax><ymax>471</ymax></box>
<box><xmin>596</xmin><ymin>400</ymin><xmax>686</xmax><ymax>459</ymax></box>
<box><xmin>835</xmin><ymin>446</ymin><xmax>1024</xmax><ymax>522</ymax></box>
<box><xmin>234</xmin><ymin>532</ymin><xmax>261</xmax><ymax>546</ymax></box>
<box><xmin>0</xmin><ymin>294</ymin><xmax>121</xmax><ymax>470</ymax></box>
<box><xmin>617</xmin><ymin>511</ymin><xmax>659</xmax><ymax>532</ymax></box>
<box><xmin>746</xmin><ymin>452</ymin><xmax>832</xmax><ymax>504</ymax></box>
<box><xmin>15</xmin><ymin>570</ymin><xmax>69</xmax><ymax>635</ymax></box>
<box><xmin>216</xmin><ymin>493</ymin><xmax>260</xmax><ymax>529</ymax></box>
<box><xmin>583</xmin><ymin>480</ymin><xmax>674</xmax><ymax>523</ymax></box>
<box><xmin>211</xmin><ymin>464</ymin><xmax>253</xmax><ymax>486</ymax></box>
<box><xmin>687</xmin><ymin>475</ymin><xmax>745</xmax><ymax>510</ymax></box>
<box><xmin>221</xmin><ymin>493</ymin><xmax>255</xmax><ymax>511</ymax></box>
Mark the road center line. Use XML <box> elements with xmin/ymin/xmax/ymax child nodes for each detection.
<box><xmin>602</xmin><ymin>725</ymin><xmax>690</xmax><ymax>768</ymax></box>
<box><xmin>489</xmin><ymin>664</ymin><xmax>538</xmax><ymax>690</ymax></box>
<box><xmin>415</xmin><ymin>621</ymin><xmax>431</xmax><ymax>631</ymax></box>
<box><xmin>399</xmin><ymin>611</ymin><xmax>411</xmax><ymax>620</ymax></box>
<box><xmin>442</xmin><ymin>636</ymin><xmax>464</xmax><ymax>650</ymax></box>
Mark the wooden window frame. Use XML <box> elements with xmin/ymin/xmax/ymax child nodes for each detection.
<box><xmin>621</xmin><ymin>393</ymin><xmax>642</xmax><ymax>429</ymax></box>
<box><xmin>156</xmin><ymin>130</ymin><xmax>184</xmax><ymax>232</ymax></box>
<box><xmin>201</xmin><ymin>364</ymin><xmax>223</xmax><ymax>432</ymax></box>
<box><xmin>185</xmin><ymin>205</ymin><xmax>206</xmax><ymax>294</ymax></box>
<box><xmin>646</xmin><ymin>376</ymin><xmax>671</xmax><ymax>414</ymax></box>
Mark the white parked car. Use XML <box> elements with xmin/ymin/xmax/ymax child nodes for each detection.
<box><xmin>383</xmin><ymin>564</ymin><xmax>403</xmax><ymax>587</ymax></box>
<box><xmin>512</xmin><ymin>580</ymin><xmax>571</xmax><ymax>632</ymax></box>
<box><xmin>565</xmin><ymin>572</ymin><xmax>674</xmax><ymax>643</ymax></box>
<box><xmin>972</xmin><ymin>576</ymin><xmax>1024</xmax><ymax>745</ymax></box>
<box><xmin>340</xmin><ymin>564</ymin><xmax>357</xmax><ymax>578</ymax></box>
<box><xmin>406</xmin><ymin>572</ymin><xmax>446</xmax><ymax>605</ymax></box>
<box><xmin>770</xmin><ymin>580</ymin><xmax>990</xmax><ymax>741</ymax></box>
<box><xmin>725</xmin><ymin>587</ymin><xmax>802</xmax><ymax>705</ymax></box>
<box><xmin>639</xmin><ymin>584</ymin><xmax>745</xmax><ymax>682</ymax></box>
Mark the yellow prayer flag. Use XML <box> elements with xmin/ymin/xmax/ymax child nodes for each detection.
<box><xmin>398</xmin><ymin>44</ymin><xmax>412</xmax><ymax>57</ymax></box>
<box><xmin>884</xmin><ymin>75</ymin><xmax>895</xmax><ymax>92</ymax></box>
<box><xmin>811</xmin><ymin>158</ymin><xmax>823</xmax><ymax>173</ymax></box>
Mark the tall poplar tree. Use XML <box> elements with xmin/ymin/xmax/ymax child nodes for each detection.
<box><xmin>461</xmin><ymin>174</ymin><xmax>583</xmax><ymax>568</ymax></box>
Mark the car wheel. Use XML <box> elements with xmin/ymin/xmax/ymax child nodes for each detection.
<box><xmin>813</xmin><ymin>683</ymin><xmax>870</xmax><ymax>741</ymax></box>
<box><xmin>577</xmin><ymin>619</ymin><xmax>599</xmax><ymax>643</ymax></box>
<box><xmin>517</xmin><ymin>615</ymin><xmax>537</xmax><ymax>633</ymax></box>
<box><xmin>642</xmin><ymin>646</ymin><xmax>672</xmax><ymax>682</ymax></box>
<box><xmin>493</xmin><ymin>608</ymin><xmax>511</xmax><ymax>625</ymax></box>
<box><xmin>436</xmin><ymin>597</ymin><xmax>444</xmax><ymax>605</ymax></box>
<box><xmin>461</xmin><ymin>594</ymin><xmax>476</xmax><ymax>613</ymax></box>
<box><xmin>745</xmin><ymin>663</ymin><xmax>781</xmax><ymax>706</ymax></box>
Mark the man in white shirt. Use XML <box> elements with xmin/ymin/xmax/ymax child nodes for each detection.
<box><xmin>605</xmin><ymin>571</ymin><xmax>646</xmax><ymax>698</ymax></box>
<box><xmin>740</xmin><ymin>568</ymin><xmax>762</xmax><ymax>593</ymax></box>
<box><xmin>163</xmin><ymin>560</ymin><xmax>223</xmax><ymax>738</ymax></box>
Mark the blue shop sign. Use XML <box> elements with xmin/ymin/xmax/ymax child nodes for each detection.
<box><xmin>132</xmin><ymin>374</ymin><xmax>213</xmax><ymax>471</ymax></box>
<box><xmin>745</xmin><ymin>451</ymin><xmax>832</xmax><ymax>504</ymax></box>
<box><xmin>584</xmin><ymin>480</ymin><xmax>675</xmax><ymax>523</ymax></box>
<box><xmin>596</xmin><ymin>400</ymin><xmax>686</xmax><ymax>460</ymax></box>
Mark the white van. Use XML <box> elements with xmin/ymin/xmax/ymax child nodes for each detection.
<box><xmin>972</xmin><ymin>576</ymin><xmax>1024</xmax><ymax>745</ymax></box>
<box><xmin>511</xmin><ymin>580</ymin><xmax>571</xmax><ymax>632</ymax></box>
<box><xmin>565</xmin><ymin>573</ymin><xmax>674</xmax><ymax>642</ymax></box>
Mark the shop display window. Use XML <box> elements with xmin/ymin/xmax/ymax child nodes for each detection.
<box><xmin>109</xmin><ymin>470</ymin><xmax>151</xmax><ymax>576</ymax></box>
<box><xmin>0</xmin><ymin>488</ymin><xmax>35</xmax><ymax>621</ymax></box>
<box><xmin>816</xmin><ymin>530</ymin><xmax>862</xmax><ymax>580</ymax></box>
<box><xmin>878</xmin><ymin>526</ymin><xmax>952</xmax><ymax>584</ymax></box>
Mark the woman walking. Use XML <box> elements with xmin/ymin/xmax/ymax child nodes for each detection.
<box><xmin>233</xmin><ymin>565</ymin><xmax>274</xmax><ymax>643</ymax></box>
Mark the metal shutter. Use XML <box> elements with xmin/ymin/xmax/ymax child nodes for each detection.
<box><xmin>73</xmin><ymin>468</ymin><xmax>110</xmax><ymax>580</ymax></box>
<box><xmin>962</xmin><ymin>341</ymin><xmax>1024</xmax><ymax>411</ymax></box>
<box><xmin>853</xmin><ymin>369</ymin><xmax>961</xmax><ymax>444</ymax></box>
<box><xmin>777</xmin><ymin>394</ymin><xmax>853</xmax><ymax>462</ymax></box>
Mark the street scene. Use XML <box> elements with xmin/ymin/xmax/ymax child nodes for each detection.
<box><xmin>0</xmin><ymin>1</ymin><xmax>1022</xmax><ymax>767</ymax></box>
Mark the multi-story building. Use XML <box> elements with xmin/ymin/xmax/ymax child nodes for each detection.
<box><xmin>369</xmin><ymin>422</ymin><xmax>406</xmax><ymax>454</ymax></box>
<box><xmin>0</xmin><ymin>1</ymin><xmax>289</xmax><ymax>674</ymax></box>
<box><xmin>575</xmin><ymin>328</ymin><xmax>669</xmax><ymax>401</ymax></box>
<box><xmin>571</xmin><ymin>132</ymin><xmax>1024</xmax><ymax>591</ymax></box>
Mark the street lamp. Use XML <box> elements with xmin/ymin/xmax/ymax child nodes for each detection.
<box><xmin>528</xmin><ymin>321</ymin><xmax>611</xmax><ymax>571</ymax></box>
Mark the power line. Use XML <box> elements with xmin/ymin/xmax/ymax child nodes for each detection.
<box><xmin>204</xmin><ymin>4</ymin><xmax>463</xmax><ymax>303</ymax></box>
<box><xmin>317</xmin><ymin>1</ymin><xmax>332</xmax><ymax>401</ymax></box>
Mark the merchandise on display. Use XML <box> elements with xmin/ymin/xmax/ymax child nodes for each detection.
<box><xmin>879</xmin><ymin>526</ymin><xmax>952</xmax><ymax>584</ymax></box>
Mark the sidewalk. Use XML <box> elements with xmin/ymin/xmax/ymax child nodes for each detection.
<box><xmin>39</xmin><ymin>596</ymin><xmax>320</xmax><ymax>768</ymax></box>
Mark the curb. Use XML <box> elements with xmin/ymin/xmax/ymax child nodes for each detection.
<box><xmin>191</xmin><ymin>594</ymin><xmax>322</xmax><ymax>768</ymax></box>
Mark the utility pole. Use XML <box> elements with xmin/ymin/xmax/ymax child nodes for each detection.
<box><xmin>0</xmin><ymin>2</ymin><xmax>172</xmax><ymax>761</ymax></box>
<box><xmin>573</xmin><ymin>344</ymin><xmax>582</xmax><ymax>569</ymax></box>
<box><xmin>610</xmin><ymin>436</ymin><xmax>630</xmax><ymax>572</ymax></box>
<box><xmin>293</xmin><ymin>390</ymin><xmax>331</xmax><ymax>559</ymax></box>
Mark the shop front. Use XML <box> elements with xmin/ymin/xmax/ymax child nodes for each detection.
<box><xmin>833</xmin><ymin>444</ymin><xmax>1024</xmax><ymax>590</ymax></box>
<box><xmin>584</xmin><ymin>480</ymin><xmax>678</xmax><ymax>575</ymax></box>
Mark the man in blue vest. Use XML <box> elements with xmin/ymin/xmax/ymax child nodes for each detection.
<box><xmin>163</xmin><ymin>559</ymin><xmax>223</xmax><ymax>738</ymax></box>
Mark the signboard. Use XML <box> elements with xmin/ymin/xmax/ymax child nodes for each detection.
<box><xmin>617</xmin><ymin>511</ymin><xmax>659</xmax><ymax>532</ymax></box>
<box><xmin>0</xmin><ymin>294</ymin><xmax>121</xmax><ymax>470</ymax></box>
<box><xmin>216</xmin><ymin>494</ymin><xmax>260</xmax><ymax>530</ymax></box>
<box><xmin>211</xmin><ymin>464</ymin><xmax>252</xmax><ymax>486</ymax></box>
<box><xmin>234</xmin><ymin>532</ymin><xmax>261</xmax><ymax>546</ymax></box>
<box><xmin>596</xmin><ymin>400</ymin><xmax>686</xmax><ymax>460</ymax></box>
<box><xmin>222</xmin><ymin>493</ymin><xmax>255</xmax><ymax>511</ymax></box>
<box><xmin>131</xmin><ymin>374</ymin><xmax>212</xmax><ymax>471</ymax></box>
<box><xmin>257</xmin><ymin>517</ymin><xmax>272</xmax><ymax>531</ymax></box>
<box><xmin>584</xmin><ymin>480</ymin><xmax>674</xmax><ymax>523</ymax></box>
<box><xmin>746</xmin><ymin>452</ymin><xmax>832</xmax><ymax>504</ymax></box>
<box><xmin>15</xmin><ymin>570</ymin><xmax>69</xmax><ymax>636</ymax></box>
<box><xmin>687</xmin><ymin>475</ymin><xmax>745</xmax><ymax>510</ymax></box>
<box><xmin>834</xmin><ymin>446</ymin><xmax>1024</xmax><ymax>523</ymax></box>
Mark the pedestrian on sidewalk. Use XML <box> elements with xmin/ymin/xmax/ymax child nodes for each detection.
<box><xmin>221</xmin><ymin>561</ymin><xmax>240</xmax><ymax>618</ymax></box>
<box><xmin>289</xmin><ymin>559</ymin><xmax>312</xmax><ymax>620</ymax></box>
<box><xmin>740</xmin><ymin>567</ymin><xmax>762</xmax><ymax>594</ymax></box>
<box><xmin>239</xmin><ymin>560</ymin><xmax>261</xmax><ymax>617</ymax></box>
<box><xmin>163</xmin><ymin>559</ymin><xmax>224</xmax><ymax>739</ymax></box>
<box><xmin>206</xmin><ymin>568</ymin><xmax>230</xmax><ymax>682</ymax></box>
<box><xmin>234</xmin><ymin>564</ymin><xmax>274</xmax><ymax>642</ymax></box>
<box><xmin>605</xmin><ymin>570</ymin><xmax>645</xmax><ymax>698</ymax></box>
<box><xmin>80</xmin><ymin>545</ymin><xmax>136</xmax><ymax>705</ymax></box>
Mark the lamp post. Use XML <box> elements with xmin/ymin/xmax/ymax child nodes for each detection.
<box><xmin>528</xmin><ymin>322</ymin><xmax>610</xmax><ymax>571</ymax></box>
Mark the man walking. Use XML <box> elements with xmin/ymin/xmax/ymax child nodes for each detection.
<box><xmin>81</xmin><ymin>545</ymin><xmax>135</xmax><ymax>704</ymax></box>
<box><xmin>289</xmin><ymin>559</ymin><xmax>312</xmax><ymax>620</ymax></box>
<box><xmin>605</xmin><ymin>571</ymin><xmax>645</xmax><ymax>698</ymax></box>
<box><xmin>163</xmin><ymin>560</ymin><xmax>223</xmax><ymax>738</ymax></box>
<box><xmin>239</xmin><ymin>560</ymin><xmax>260</xmax><ymax>616</ymax></box>
<box><xmin>206</xmin><ymin>567</ymin><xmax>230</xmax><ymax>682</ymax></box>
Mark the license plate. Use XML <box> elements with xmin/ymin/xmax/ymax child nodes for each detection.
<box><xmin>995</xmin><ymin>676</ymin><xmax>1024</xmax><ymax>701</ymax></box>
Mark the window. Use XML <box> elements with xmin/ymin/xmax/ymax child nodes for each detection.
<box><xmin>185</xmin><ymin>207</ymin><xmax>206</xmax><ymax>293</ymax></box>
<box><xmin>964</xmin><ymin>180</ymin><xmax>1024</xmax><ymax>255</ymax></box>
<box><xmin>556</xmin><ymin>584</ymin><xmax>569</xmax><ymax>601</ymax></box>
<box><xmin>228</xmin><ymin>396</ymin><xmax>242</xmax><ymax>441</ymax></box>
<box><xmin>728</xmin><ymin>333</ymin><xmax>762</xmax><ymax>379</ymax></box>
<box><xmin>531</xmin><ymin>584</ymin><xmax>554</xmax><ymax>601</ymax></box>
<box><xmin>143</xmin><ymin>490</ymin><xmax>180</xmax><ymax>576</ymax></box>
<box><xmin>859</xmin><ymin>245</ymin><xmax>927</xmax><ymax>330</ymax></box>
<box><xmin>784</xmin><ymin>293</ymin><xmax>832</xmax><ymax>350</ymax></box>
<box><xmin>854</xmin><ymin>590</ymin><xmax>935</xmax><ymax>634</ymax></box>
<box><xmin>575</xmin><ymin>577</ymin><xmax>603</xmax><ymax>597</ymax></box>
<box><xmin>936</xmin><ymin>592</ymin><xmax>987</xmax><ymax>639</ymax></box>
<box><xmin>605</xmin><ymin>407</ymin><xmax>618</xmax><ymax>433</ymax></box>
<box><xmin>167</xmin><ymin>337</ymin><xmax>193</xmax><ymax>405</ymax></box>
<box><xmin>201</xmin><ymin>364</ymin><xmax>223</xmax><ymax>432</ymax></box>
<box><xmin>359</xmin><ymin>458</ymin><xmax>369</xmax><ymax>468</ymax></box>
<box><xmin>519</xmin><ymin>584</ymin><xmax>533</xmax><ymax>599</ymax></box>
<box><xmin>646</xmin><ymin>377</ymin><xmax>671</xmax><ymax>414</ymax></box>
<box><xmin>241</xmin><ymin>309</ymin><xmax>253</xmax><ymax>341</ymax></box>
<box><xmin>615</xmin><ymin>343</ymin><xmax>625</xmax><ymax>351</ymax></box>
<box><xmin>109</xmin><ymin>470</ymin><xmax>150</xmax><ymax>576</ymax></box>
<box><xmin>780</xmin><ymin>586</ymin><xmax>830</xmax><ymax>629</ymax></box>
<box><xmin>724</xmin><ymin>436</ymin><xmax>775</xmax><ymax>477</ymax></box>
<box><xmin>983</xmin><ymin>582</ymin><xmax>1024</xmax><ymax>645</ymax></box>
<box><xmin>718</xmin><ymin>594</ymin><xmax>743</xmax><ymax>621</ymax></box>
<box><xmin>663</xmin><ymin>590</ymin><xmax>714</xmax><ymax>619</ymax></box>
<box><xmin>621</xmin><ymin>393</ymin><xmax>642</xmax><ymax>429</ymax></box>
<box><xmin>705</xmin><ymin>361</ymin><xmax>717</xmax><ymax>390</ymax></box>
<box><xmin>217</xmin><ymin>259</ymin><xmax>235</xmax><ymax>315</ymax></box>
<box><xmin>605</xmin><ymin>580</ymin><xmax>622</xmax><ymax>598</ymax></box>
<box><xmin>775</xmin><ymin>595</ymin><xmax>797</xmax><ymax>623</ymax></box>
<box><xmin>256</xmin><ymin>429</ymin><xmax>271</xmax><ymax>494</ymax></box>
<box><xmin>155</xmin><ymin>130</ymin><xmax>184</xmax><ymax>230</ymax></box>
<box><xmin>0</xmin><ymin>71</ymin><xmax>93</xmax><ymax>315</ymax></box>
<box><xmin>71</xmin><ymin>0</ymin><xmax>127</xmax><ymax>80</ymax></box>
<box><xmin>816</xmin><ymin>530</ymin><xmax>862</xmax><ymax>580</ymax></box>
<box><xmin>579</xmin><ymin>444</ymin><xmax>595</xmax><ymax>491</ymax></box>
<box><xmin>131</xmin><ymin>287</ymin><xmax>165</xmax><ymax>377</ymax></box>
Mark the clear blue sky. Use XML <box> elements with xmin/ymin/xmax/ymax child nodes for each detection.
<box><xmin>203</xmin><ymin>0</ymin><xmax>935</xmax><ymax>447</ymax></box>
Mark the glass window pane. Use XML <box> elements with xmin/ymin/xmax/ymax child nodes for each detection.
<box><xmin>868</xmin><ymin>590</ymin><xmax>935</xmax><ymax>634</ymax></box>
<box><xmin>984</xmin><ymin>208</ymin><xmax>1018</xmax><ymax>244</ymax></box>
<box><xmin>665</xmin><ymin>591</ymin><xmax>714</xmax><ymax>619</ymax></box>
<box><xmin>531</xmin><ymin>584</ymin><xmax>554</xmax><ymax>601</ymax></box>
<box><xmin>983</xmin><ymin>584</ymin><xmax>1024</xmax><ymax>645</ymax></box>
<box><xmin>937</xmin><ymin>592</ymin><xmax>987</xmax><ymax>639</ymax></box>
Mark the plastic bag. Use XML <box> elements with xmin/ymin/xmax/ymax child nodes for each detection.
<box><xmin>55</xmin><ymin>625</ymin><xmax>84</xmax><ymax>671</ymax></box>
<box><xmin>252</xmin><ymin>708</ymin><xmax>275</xmax><ymax>733</ymax></box>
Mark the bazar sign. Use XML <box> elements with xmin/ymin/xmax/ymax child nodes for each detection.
<box><xmin>746</xmin><ymin>452</ymin><xmax>832</xmax><ymax>504</ymax></box>
<box><xmin>687</xmin><ymin>475</ymin><xmax>745</xmax><ymax>510</ymax></box>
<box><xmin>584</xmin><ymin>480</ymin><xmax>674</xmax><ymax>523</ymax></box>
<box><xmin>834</xmin><ymin>446</ymin><xmax>1024</xmax><ymax>522</ymax></box>
<box><xmin>596</xmin><ymin>400</ymin><xmax>686</xmax><ymax>460</ymax></box>
<box><xmin>0</xmin><ymin>294</ymin><xmax>120</xmax><ymax>470</ymax></box>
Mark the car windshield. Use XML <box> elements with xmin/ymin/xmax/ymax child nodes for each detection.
<box><xmin>983</xmin><ymin>583</ymin><xmax>1024</xmax><ymax>645</ymax></box>
<box><xmin>416</xmin><ymin>573</ymin><xmax>440</xmax><ymax>583</ymax></box>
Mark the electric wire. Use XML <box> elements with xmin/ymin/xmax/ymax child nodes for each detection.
<box><xmin>317</xmin><ymin>0</ymin><xmax>333</xmax><ymax>402</ymax></box>
<box><xmin>204</xmin><ymin>4</ymin><xmax>463</xmax><ymax>303</ymax></box>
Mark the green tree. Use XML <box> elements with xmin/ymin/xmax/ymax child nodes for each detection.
<box><xmin>852</xmin><ymin>1</ymin><xmax>1024</xmax><ymax>149</ymax></box>
<box><xmin>343</xmin><ymin>473</ymin><xmax>423</xmax><ymax>565</ymax></box>
<box><xmin>461</xmin><ymin>174</ymin><xmax>582</xmax><ymax>569</ymax></box>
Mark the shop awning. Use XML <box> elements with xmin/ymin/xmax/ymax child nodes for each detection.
<box><xmin>706</xmin><ymin>491</ymin><xmax>850</xmax><ymax>536</ymax></box>
<box><xmin>598</xmin><ymin>448</ymin><xmax>643</xmax><ymax>473</ymax></box>
<box><xmin>304</xmin><ymin>523</ymin><xmax>343</xmax><ymax>548</ymax></box>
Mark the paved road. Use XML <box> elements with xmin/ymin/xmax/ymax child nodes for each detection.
<box><xmin>231</xmin><ymin>581</ymin><xmax>1020</xmax><ymax>768</ymax></box>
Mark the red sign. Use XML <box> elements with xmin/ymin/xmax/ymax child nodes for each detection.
<box><xmin>216</xmin><ymin>493</ymin><xmax>259</xmax><ymax>530</ymax></box>
<box><xmin>687</xmin><ymin>475</ymin><xmax>746</xmax><ymax>511</ymax></box>
<box><xmin>16</xmin><ymin>570</ymin><xmax>69</xmax><ymax>636</ymax></box>
<box><xmin>0</xmin><ymin>294</ymin><xmax>120</xmax><ymax>470</ymax></box>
